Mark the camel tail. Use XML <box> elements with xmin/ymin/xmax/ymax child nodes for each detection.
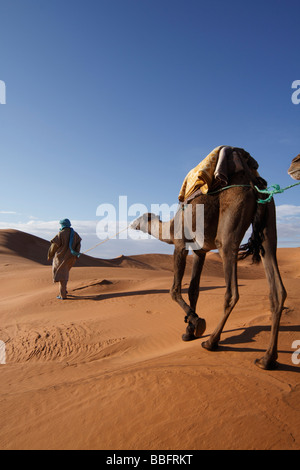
<box><xmin>239</xmin><ymin>200</ymin><xmax>266</xmax><ymax>264</ymax></box>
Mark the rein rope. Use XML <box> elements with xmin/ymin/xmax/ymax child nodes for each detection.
<box><xmin>69</xmin><ymin>225</ymin><xmax>130</xmax><ymax>259</ymax></box>
<box><xmin>207</xmin><ymin>181</ymin><xmax>300</xmax><ymax>204</ymax></box>
<box><xmin>81</xmin><ymin>225</ymin><xmax>130</xmax><ymax>256</ymax></box>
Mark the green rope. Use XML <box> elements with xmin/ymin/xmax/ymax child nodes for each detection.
<box><xmin>206</xmin><ymin>181</ymin><xmax>300</xmax><ymax>204</ymax></box>
<box><xmin>254</xmin><ymin>182</ymin><xmax>300</xmax><ymax>204</ymax></box>
<box><xmin>207</xmin><ymin>184</ymin><xmax>252</xmax><ymax>195</ymax></box>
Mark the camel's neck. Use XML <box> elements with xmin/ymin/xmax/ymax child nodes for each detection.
<box><xmin>149</xmin><ymin>218</ymin><xmax>174</xmax><ymax>245</ymax></box>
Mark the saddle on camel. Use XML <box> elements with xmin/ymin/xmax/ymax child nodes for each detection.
<box><xmin>178</xmin><ymin>145</ymin><xmax>265</xmax><ymax>203</ymax></box>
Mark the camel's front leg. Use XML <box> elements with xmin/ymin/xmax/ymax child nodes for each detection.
<box><xmin>170</xmin><ymin>246</ymin><xmax>206</xmax><ymax>341</ymax></box>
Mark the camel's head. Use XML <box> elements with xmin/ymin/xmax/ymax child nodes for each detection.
<box><xmin>288</xmin><ymin>154</ymin><xmax>300</xmax><ymax>181</ymax></box>
<box><xmin>130</xmin><ymin>213</ymin><xmax>159</xmax><ymax>234</ymax></box>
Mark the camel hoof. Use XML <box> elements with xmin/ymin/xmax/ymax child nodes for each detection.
<box><xmin>201</xmin><ymin>340</ymin><xmax>218</xmax><ymax>351</ymax></box>
<box><xmin>182</xmin><ymin>333</ymin><xmax>197</xmax><ymax>342</ymax></box>
<box><xmin>194</xmin><ymin>318</ymin><xmax>206</xmax><ymax>338</ymax></box>
<box><xmin>254</xmin><ymin>358</ymin><xmax>279</xmax><ymax>371</ymax></box>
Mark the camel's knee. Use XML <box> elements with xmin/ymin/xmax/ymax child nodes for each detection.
<box><xmin>170</xmin><ymin>286</ymin><xmax>180</xmax><ymax>303</ymax></box>
<box><xmin>170</xmin><ymin>289</ymin><xmax>176</xmax><ymax>302</ymax></box>
<box><xmin>224</xmin><ymin>290</ymin><xmax>239</xmax><ymax>311</ymax></box>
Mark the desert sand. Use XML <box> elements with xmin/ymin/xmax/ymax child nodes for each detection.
<box><xmin>0</xmin><ymin>228</ymin><xmax>299</xmax><ymax>450</ymax></box>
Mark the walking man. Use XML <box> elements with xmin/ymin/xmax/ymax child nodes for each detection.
<box><xmin>48</xmin><ymin>219</ymin><xmax>81</xmax><ymax>299</ymax></box>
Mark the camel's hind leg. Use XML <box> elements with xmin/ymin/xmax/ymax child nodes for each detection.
<box><xmin>255</xmin><ymin>201</ymin><xmax>287</xmax><ymax>370</ymax></box>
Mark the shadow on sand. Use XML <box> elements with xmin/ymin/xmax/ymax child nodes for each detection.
<box><xmin>208</xmin><ymin>324</ymin><xmax>300</xmax><ymax>373</ymax></box>
<box><xmin>67</xmin><ymin>285</ymin><xmax>226</xmax><ymax>302</ymax></box>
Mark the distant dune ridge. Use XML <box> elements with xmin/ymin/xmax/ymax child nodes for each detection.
<box><xmin>0</xmin><ymin>229</ymin><xmax>53</xmax><ymax>265</ymax></box>
<box><xmin>0</xmin><ymin>228</ymin><xmax>299</xmax><ymax>450</ymax></box>
<box><xmin>0</xmin><ymin>229</ymin><xmax>167</xmax><ymax>269</ymax></box>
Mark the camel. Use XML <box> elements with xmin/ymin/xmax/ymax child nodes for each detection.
<box><xmin>132</xmin><ymin>148</ymin><xmax>287</xmax><ymax>370</ymax></box>
<box><xmin>288</xmin><ymin>154</ymin><xmax>300</xmax><ymax>180</ymax></box>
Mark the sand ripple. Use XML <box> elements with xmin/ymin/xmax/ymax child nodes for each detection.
<box><xmin>3</xmin><ymin>323</ymin><xmax>125</xmax><ymax>364</ymax></box>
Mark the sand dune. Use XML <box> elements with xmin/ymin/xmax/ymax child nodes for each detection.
<box><xmin>0</xmin><ymin>229</ymin><xmax>299</xmax><ymax>450</ymax></box>
<box><xmin>0</xmin><ymin>229</ymin><xmax>158</xmax><ymax>269</ymax></box>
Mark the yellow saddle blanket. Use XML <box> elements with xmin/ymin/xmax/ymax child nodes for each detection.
<box><xmin>178</xmin><ymin>146</ymin><xmax>223</xmax><ymax>202</ymax></box>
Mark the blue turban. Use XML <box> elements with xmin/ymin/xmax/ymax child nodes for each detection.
<box><xmin>59</xmin><ymin>218</ymin><xmax>71</xmax><ymax>230</ymax></box>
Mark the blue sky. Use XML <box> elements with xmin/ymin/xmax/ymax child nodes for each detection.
<box><xmin>0</xmin><ymin>0</ymin><xmax>300</xmax><ymax>258</ymax></box>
